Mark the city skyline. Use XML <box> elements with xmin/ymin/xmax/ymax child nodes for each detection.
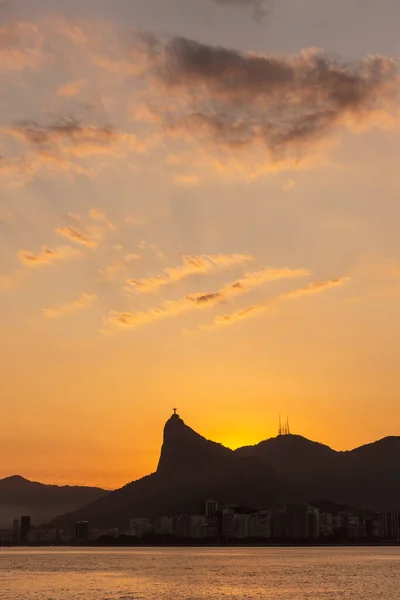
<box><xmin>2</xmin><ymin>0</ymin><xmax>400</xmax><ymax>489</ymax></box>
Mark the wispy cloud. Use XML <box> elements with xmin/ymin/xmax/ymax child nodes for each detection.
<box><xmin>2</xmin><ymin>117</ymin><xmax>141</xmax><ymax>181</ymax></box>
<box><xmin>0</xmin><ymin>22</ymin><xmax>44</xmax><ymax>72</ymax></box>
<box><xmin>186</xmin><ymin>267</ymin><xmax>309</xmax><ymax>305</ymax></box>
<box><xmin>56</xmin><ymin>210</ymin><xmax>115</xmax><ymax>248</ymax></box>
<box><xmin>137</xmin><ymin>241</ymin><xmax>164</xmax><ymax>260</ymax></box>
<box><xmin>56</xmin><ymin>225</ymin><xmax>99</xmax><ymax>248</ymax></box>
<box><xmin>89</xmin><ymin>208</ymin><xmax>116</xmax><ymax>231</ymax></box>
<box><xmin>126</xmin><ymin>253</ymin><xmax>253</xmax><ymax>293</ymax></box>
<box><xmin>98</xmin><ymin>254</ymin><xmax>141</xmax><ymax>283</ymax></box>
<box><xmin>5</xmin><ymin>118</ymin><xmax>135</xmax><ymax>156</ymax></box>
<box><xmin>18</xmin><ymin>245</ymin><xmax>80</xmax><ymax>267</ymax></box>
<box><xmin>105</xmin><ymin>265</ymin><xmax>308</xmax><ymax>332</ymax></box>
<box><xmin>207</xmin><ymin>276</ymin><xmax>350</xmax><ymax>329</ymax></box>
<box><xmin>43</xmin><ymin>293</ymin><xmax>97</xmax><ymax>320</ymax></box>
<box><xmin>104</xmin><ymin>298</ymin><xmax>187</xmax><ymax>332</ymax></box>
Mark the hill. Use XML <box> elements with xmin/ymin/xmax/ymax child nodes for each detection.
<box><xmin>235</xmin><ymin>434</ymin><xmax>400</xmax><ymax>510</ymax></box>
<box><xmin>50</xmin><ymin>414</ymin><xmax>400</xmax><ymax>531</ymax></box>
<box><xmin>50</xmin><ymin>412</ymin><xmax>287</xmax><ymax>530</ymax></box>
<box><xmin>0</xmin><ymin>475</ymin><xmax>108</xmax><ymax>528</ymax></box>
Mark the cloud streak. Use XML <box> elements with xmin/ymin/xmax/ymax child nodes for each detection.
<box><xmin>89</xmin><ymin>208</ymin><xmax>116</xmax><ymax>231</ymax></box>
<box><xmin>186</xmin><ymin>266</ymin><xmax>310</xmax><ymax>305</ymax></box>
<box><xmin>18</xmin><ymin>245</ymin><xmax>80</xmax><ymax>267</ymax></box>
<box><xmin>5</xmin><ymin>118</ymin><xmax>134</xmax><ymax>156</ymax></box>
<box><xmin>209</xmin><ymin>276</ymin><xmax>350</xmax><ymax>328</ymax></box>
<box><xmin>43</xmin><ymin>293</ymin><xmax>97</xmax><ymax>320</ymax></box>
<box><xmin>105</xmin><ymin>265</ymin><xmax>309</xmax><ymax>332</ymax></box>
<box><xmin>126</xmin><ymin>253</ymin><xmax>253</xmax><ymax>293</ymax></box>
<box><xmin>2</xmin><ymin>117</ymin><xmax>141</xmax><ymax>181</ymax></box>
<box><xmin>56</xmin><ymin>225</ymin><xmax>99</xmax><ymax>248</ymax></box>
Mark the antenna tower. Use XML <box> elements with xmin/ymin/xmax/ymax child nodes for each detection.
<box><xmin>279</xmin><ymin>415</ymin><xmax>291</xmax><ymax>436</ymax></box>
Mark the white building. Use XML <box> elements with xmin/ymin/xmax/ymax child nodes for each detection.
<box><xmin>128</xmin><ymin>518</ymin><xmax>152</xmax><ymax>538</ymax></box>
<box><xmin>233</xmin><ymin>514</ymin><xmax>249</xmax><ymax>540</ymax></box>
<box><xmin>154</xmin><ymin>516</ymin><xmax>174</xmax><ymax>536</ymax></box>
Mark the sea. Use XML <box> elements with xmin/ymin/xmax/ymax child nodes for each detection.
<box><xmin>0</xmin><ymin>547</ymin><xmax>399</xmax><ymax>599</ymax></box>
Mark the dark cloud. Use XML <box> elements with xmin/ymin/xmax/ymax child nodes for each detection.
<box><xmin>7</xmin><ymin>118</ymin><xmax>116</xmax><ymax>146</ymax></box>
<box><xmin>186</xmin><ymin>292</ymin><xmax>223</xmax><ymax>304</ymax></box>
<box><xmin>142</xmin><ymin>35</ymin><xmax>397</xmax><ymax>159</ymax></box>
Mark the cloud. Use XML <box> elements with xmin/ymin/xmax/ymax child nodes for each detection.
<box><xmin>5</xmin><ymin>118</ymin><xmax>131</xmax><ymax>156</ymax></box>
<box><xmin>89</xmin><ymin>208</ymin><xmax>116</xmax><ymax>231</ymax></box>
<box><xmin>137</xmin><ymin>241</ymin><xmax>164</xmax><ymax>260</ymax></box>
<box><xmin>126</xmin><ymin>253</ymin><xmax>253</xmax><ymax>293</ymax></box>
<box><xmin>105</xmin><ymin>264</ymin><xmax>308</xmax><ymax>332</ymax></box>
<box><xmin>0</xmin><ymin>22</ymin><xmax>44</xmax><ymax>72</ymax></box>
<box><xmin>56</xmin><ymin>225</ymin><xmax>98</xmax><ymax>248</ymax></box>
<box><xmin>206</xmin><ymin>276</ymin><xmax>350</xmax><ymax>329</ymax></box>
<box><xmin>133</xmin><ymin>34</ymin><xmax>398</xmax><ymax>168</ymax></box>
<box><xmin>213</xmin><ymin>0</ymin><xmax>270</xmax><ymax>21</ymax></box>
<box><xmin>2</xmin><ymin>117</ymin><xmax>141</xmax><ymax>181</ymax></box>
<box><xmin>2</xmin><ymin>22</ymin><xmax>397</xmax><ymax>186</ymax></box>
<box><xmin>104</xmin><ymin>297</ymin><xmax>188</xmax><ymax>332</ymax></box>
<box><xmin>283</xmin><ymin>277</ymin><xmax>350</xmax><ymax>300</ymax></box>
<box><xmin>18</xmin><ymin>245</ymin><xmax>80</xmax><ymax>267</ymax></box>
<box><xmin>57</xmin><ymin>80</ymin><xmax>83</xmax><ymax>98</ymax></box>
<box><xmin>185</xmin><ymin>266</ymin><xmax>309</xmax><ymax>305</ymax></box>
<box><xmin>43</xmin><ymin>293</ymin><xmax>97</xmax><ymax>320</ymax></box>
<box><xmin>98</xmin><ymin>254</ymin><xmax>141</xmax><ymax>283</ymax></box>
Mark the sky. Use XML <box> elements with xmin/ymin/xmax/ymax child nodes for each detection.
<box><xmin>1</xmin><ymin>0</ymin><xmax>400</xmax><ymax>489</ymax></box>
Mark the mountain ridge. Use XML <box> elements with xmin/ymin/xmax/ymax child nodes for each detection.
<box><xmin>48</xmin><ymin>414</ymin><xmax>400</xmax><ymax>530</ymax></box>
<box><xmin>0</xmin><ymin>475</ymin><xmax>108</xmax><ymax>528</ymax></box>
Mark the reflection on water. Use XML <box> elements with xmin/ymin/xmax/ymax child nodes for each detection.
<box><xmin>0</xmin><ymin>547</ymin><xmax>399</xmax><ymax>599</ymax></box>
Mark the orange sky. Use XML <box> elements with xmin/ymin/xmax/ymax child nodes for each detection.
<box><xmin>1</xmin><ymin>0</ymin><xmax>400</xmax><ymax>489</ymax></box>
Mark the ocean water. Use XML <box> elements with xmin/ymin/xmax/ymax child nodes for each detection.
<box><xmin>0</xmin><ymin>547</ymin><xmax>399</xmax><ymax>599</ymax></box>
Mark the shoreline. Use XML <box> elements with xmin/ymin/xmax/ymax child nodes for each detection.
<box><xmin>2</xmin><ymin>541</ymin><xmax>400</xmax><ymax>549</ymax></box>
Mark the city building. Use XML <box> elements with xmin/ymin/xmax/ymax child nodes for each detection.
<box><xmin>75</xmin><ymin>521</ymin><xmax>89</xmax><ymax>541</ymax></box>
<box><xmin>204</xmin><ymin>499</ymin><xmax>218</xmax><ymax>518</ymax></box>
<box><xmin>383</xmin><ymin>512</ymin><xmax>400</xmax><ymax>540</ymax></box>
<box><xmin>128</xmin><ymin>518</ymin><xmax>153</xmax><ymax>538</ymax></box>
<box><xmin>174</xmin><ymin>515</ymin><xmax>191</xmax><ymax>538</ymax></box>
<box><xmin>233</xmin><ymin>514</ymin><xmax>249</xmax><ymax>540</ymax></box>
<box><xmin>221</xmin><ymin>509</ymin><xmax>235</xmax><ymax>539</ymax></box>
<box><xmin>248</xmin><ymin>511</ymin><xmax>272</xmax><ymax>539</ymax></box>
<box><xmin>319</xmin><ymin>512</ymin><xmax>333</xmax><ymax>538</ymax></box>
<box><xmin>153</xmin><ymin>516</ymin><xmax>174</xmax><ymax>536</ymax></box>
<box><xmin>12</xmin><ymin>519</ymin><xmax>19</xmax><ymax>544</ymax></box>
<box><xmin>189</xmin><ymin>515</ymin><xmax>206</xmax><ymax>539</ymax></box>
<box><xmin>271</xmin><ymin>509</ymin><xmax>287</xmax><ymax>539</ymax></box>
<box><xmin>20</xmin><ymin>516</ymin><xmax>31</xmax><ymax>544</ymax></box>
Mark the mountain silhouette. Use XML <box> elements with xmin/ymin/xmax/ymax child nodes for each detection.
<box><xmin>50</xmin><ymin>414</ymin><xmax>400</xmax><ymax>530</ymax></box>
<box><xmin>0</xmin><ymin>475</ymin><xmax>108</xmax><ymax>528</ymax></box>
<box><xmin>51</xmin><ymin>413</ymin><xmax>286</xmax><ymax>529</ymax></box>
<box><xmin>235</xmin><ymin>434</ymin><xmax>400</xmax><ymax>510</ymax></box>
<box><xmin>235</xmin><ymin>434</ymin><xmax>338</xmax><ymax>479</ymax></box>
